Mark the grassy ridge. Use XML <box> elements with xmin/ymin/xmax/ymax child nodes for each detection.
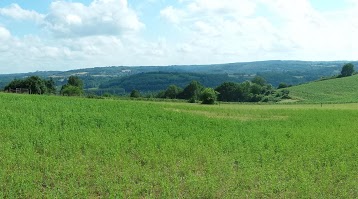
<box><xmin>0</xmin><ymin>93</ymin><xmax>358</xmax><ymax>197</ymax></box>
<box><xmin>287</xmin><ymin>75</ymin><xmax>358</xmax><ymax>103</ymax></box>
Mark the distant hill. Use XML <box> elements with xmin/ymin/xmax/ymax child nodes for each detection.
<box><xmin>1</xmin><ymin>60</ymin><xmax>356</xmax><ymax>92</ymax></box>
<box><xmin>286</xmin><ymin>75</ymin><xmax>358</xmax><ymax>103</ymax></box>
<box><xmin>98</xmin><ymin>72</ymin><xmax>248</xmax><ymax>93</ymax></box>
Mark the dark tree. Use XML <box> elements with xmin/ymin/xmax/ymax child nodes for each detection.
<box><xmin>68</xmin><ymin>76</ymin><xmax>84</xmax><ymax>88</ymax></box>
<box><xmin>240</xmin><ymin>81</ymin><xmax>252</xmax><ymax>102</ymax></box>
<box><xmin>215</xmin><ymin>82</ymin><xmax>241</xmax><ymax>102</ymax></box>
<box><xmin>178</xmin><ymin>80</ymin><xmax>203</xmax><ymax>100</ymax></box>
<box><xmin>130</xmin><ymin>89</ymin><xmax>141</xmax><ymax>98</ymax></box>
<box><xmin>340</xmin><ymin>63</ymin><xmax>355</xmax><ymax>77</ymax></box>
<box><xmin>164</xmin><ymin>85</ymin><xmax>182</xmax><ymax>99</ymax></box>
<box><xmin>25</xmin><ymin>76</ymin><xmax>47</xmax><ymax>94</ymax></box>
<box><xmin>4</xmin><ymin>76</ymin><xmax>49</xmax><ymax>94</ymax></box>
<box><xmin>45</xmin><ymin>78</ymin><xmax>56</xmax><ymax>94</ymax></box>
<box><xmin>251</xmin><ymin>76</ymin><xmax>267</xmax><ymax>86</ymax></box>
<box><xmin>277</xmin><ymin>82</ymin><xmax>289</xmax><ymax>89</ymax></box>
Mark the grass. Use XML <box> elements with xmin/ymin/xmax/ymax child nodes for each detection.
<box><xmin>287</xmin><ymin>74</ymin><xmax>358</xmax><ymax>103</ymax></box>
<box><xmin>0</xmin><ymin>93</ymin><xmax>358</xmax><ymax>198</ymax></box>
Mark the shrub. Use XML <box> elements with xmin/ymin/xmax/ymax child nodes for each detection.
<box><xmin>200</xmin><ymin>88</ymin><xmax>218</xmax><ymax>104</ymax></box>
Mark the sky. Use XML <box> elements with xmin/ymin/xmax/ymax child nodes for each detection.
<box><xmin>0</xmin><ymin>0</ymin><xmax>357</xmax><ymax>73</ymax></box>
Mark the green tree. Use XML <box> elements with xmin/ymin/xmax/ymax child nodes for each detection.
<box><xmin>240</xmin><ymin>81</ymin><xmax>252</xmax><ymax>102</ymax></box>
<box><xmin>250</xmin><ymin>83</ymin><xmax>262</xmax><ymax>95</ymax></box>
<box><xmin>215</xmin><ymin>82</ymin><xmax>242</xmax><ymax>102</ymax></box>
<box><xmin>45</xmin><ymin>78</ymin><xmax>56</xmax><ymax>94</ymax></box>
<box><xmin>4</xmin><ymin>76</ymin><xmax>57</xmax><ymax>94</ymax></box>
<box><xmin>179</xmin><ymin>80</ymin><xmax>203</xmax><ymax>100</ymax></box>
<box><xmin>26</xmin><ymin>76</ymin><xmax>47</xmax><ymax>94</ymax></box>
<box><xmin>340</xmin><ymin>63</ymin><xmax>355</xmax><ymax>77</ymax></box>
<box><xmin>60</xmin><ymin>76</ymin><xmax>84</xmax><ymax>96</ymax></box>
<box><xmin>277</xmin><ymin>82</ymin><xmax>289</xmax><ymax>89</ymax></box>
<box><xmin>200</xmin><ymin>88</ymin><xmax>218</xmax><ymax>104</ymax></box>
<box><xmin>68</xmin><ymin>76</ymin><xmax>84</xmax><ymax>88</ymax></box>
<box><xmin>61</xmin><ymin>85</ymin><xmax>83</xmax><ymax>96</ymax></box>
<box><xmin>251</xmin><ymin>76</ymin><xmax>267</xmax><ymax>86</ymax></box>
<box><xmin>164</xmin><ymin>85</ymin><xmax>182</xmax><ymax>99</ymax></box>
<box><xmin>130</xmin><ymin>89</ymin><xmax>141</xmax><ymax>98</ymax></box>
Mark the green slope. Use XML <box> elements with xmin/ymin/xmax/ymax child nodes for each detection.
<box><xmin>287</xmin><ymin>75</ymin><xmax>358</xmax><ymax>103</ymax></box>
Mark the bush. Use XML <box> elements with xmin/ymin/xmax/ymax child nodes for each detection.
<box><xmin>130</xmin><ymin>90</ymin><xmax>141</xmax><ymax>98</ymax></box>
<box><xmin>61</xmin><ymin>85</ymin><xmax>83</xmax><ymax>96</ymax></box>
<box><xmin>200</xmin><ymin>88</ymin><xmax>218</xmax><ymax>104</ymax></box>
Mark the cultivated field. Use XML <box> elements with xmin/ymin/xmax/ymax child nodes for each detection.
<box><xmin>0</xmin><ymin>93</ymin><xmax>358</xmax><ymax>198</ymax></box>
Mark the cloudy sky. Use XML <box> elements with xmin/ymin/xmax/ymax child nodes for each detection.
<box><xmin>0</xmin><ymin>0</ymin><xmax>357</xmax><ymax>73</ymax></box>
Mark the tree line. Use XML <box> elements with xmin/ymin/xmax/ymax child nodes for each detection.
<box><xmin>130</xmin><ymin>76</ymin><xmax>290</xmax><ymax>104</ymax></box>
<box><xmin>4</xmin><ymin>76</ymin><xmax>56</xmax><ymax>94</ymax></box>
<box><xmin>4</xmin><ymin>76</ymin><xmax>84</xmax><ymax>96</ymax></box>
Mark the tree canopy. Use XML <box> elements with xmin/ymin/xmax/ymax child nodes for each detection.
<box><xmin>340</xmin><ymin>63</ymin><xmax>355</xmax><ymax>77</ymax></box>
<box><xmin>200</xmin><ymin>88</ymin><xmax>218</xmax><ymax>104</ymax></box>
<box><xmin>130</xmin><ymin>90</ymin><xmax>141</xmax><ymax>98</ymax></box>
<box><xmin>4</xmin><ymin>76</ymin><xmax>56</xmax><ymax>94</ymax></box>
<box><xmin>178</xmin><ymin>80</ymin><xmax>204</xmax><ymax>101</ymax></box>
<box><xmin>60</xmin><ymin>76</ymin><xmax>84</xmax><ymax>96</ymax></box>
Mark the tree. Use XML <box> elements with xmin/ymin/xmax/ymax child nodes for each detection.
<box><xmin>68</xmin><ymin>76</ymin><xmax>84</xmax><ymax>88</ymax></box>
<box><xmin>60</xmin><ymin>76</ymin><xmax>84</xmax><ymax>96</ymax></box>
<box><xmin>130</xmin><ymin>89</ymin><xmax>141</xmax><ymax>98</ymax></box>
<box><xmin>240</xmin><ymin>81</ymin><xmax>252</xmax><ymax>102</ymax></box>
<box><xmin>277</xmin><ymin>82</ymin><xmax>289</xmax><ymax>89</ymax></box>
<box><xmin>251</xmin><ymin>76</ymin><xmax>267</xmax><ymax>86</ymax></box>
<box><xmin>178</xmin><ymin>80</ymin><xmax>203</xmax><ymax>100</ymax></box>
<box><xmin>61</xmin><ymin>85</ymin><xmax>83</xmax><ymax>96</ymax></box>
<box><xmin>4</xmin><ymin>76</ymin><xmax>55</xmax><ymax>94</ymax></box>
<box><xmin>45</xmin><ymin>78</ymin><xmax>56</xmax><ymax>94</ymax></box>
<box><xmin>164</xmin><ymin>85</ymin><xmax>182</xmax><ymax>99</ymax></box>
<box><xmin>25</xmin><ymin>76</ymin><xmax>47</xmax><ymax>94</ymax></box>
<box><xmin>340</xmin><ymin>63</ymin><xmax>355</xmax><ymax>77</ymax></box>
<box><xmin>200</xmin><ymin>88</ymin><xmax>218</xmax><ymax>104</ymax></box>
<box><xmin>250</xmin><ymin>83</ymin><xmax>262</xmax><ymax>95</ymax></box>
<box><xmin>215</xmin><ymin>82</ymin><xmax>241</xmax><ymax>102</ymax></box>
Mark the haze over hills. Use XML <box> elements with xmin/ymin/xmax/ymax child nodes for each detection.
<box><xmin>1</xmin><ymin>60</ymin><xmax>356</xmax><ymax>94</ymax></box>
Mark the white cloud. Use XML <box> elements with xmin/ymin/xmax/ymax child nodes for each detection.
<box><xmin>0</xmin><ymin>0</ymin><xmax>357</xmax><ymax>73</ymax></box>
<box><xmin>0</xmin><ymin>4</ymin><xmax>44</xmax><ymax>23</ymax></box>
<box><xmin>187</xmin><ymin>0</ymin><xmax>256</xmax><ymax>17</ymax></box>
<box><xmin>158</xmin><ymin>0</ymin><xmax>357</xmax><ymax>63</ymax></box>
<box><xmin>44</xmin><ymin>0</ymin><xmax>144</xmax><ymax>37</ymax></box>
<box><xmin>0</xmin><ymin>26</ymin><xmax>11</xmax><ymax>40</ymax></box>
<box><xmin>160</xmin><ymin>6</ymin><xmax>186</xmax><ymax>24</ymax></box>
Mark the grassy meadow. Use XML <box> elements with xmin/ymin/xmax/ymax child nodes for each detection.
<box><xmin>0</xmin><ymin>93</ymin><xmax>358</xmax><ymax>198</ymax></box>
<box><xmin>287</xmin><ymin>74</ymin><xmax>358</xmax><ymax>103</ymax></box>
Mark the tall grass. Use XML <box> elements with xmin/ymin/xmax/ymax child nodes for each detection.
<box><xmin>0</xmin><ymin>93</ymin><xmax>357</xmax><ymax>198</ymax></box>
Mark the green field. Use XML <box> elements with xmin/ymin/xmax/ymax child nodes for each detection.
<box><xmin>287</xmin><ymin>75</ymin><xmax>358</xmax><ymax>103</ymax></box>
<box><xmin>1</xmin><ymin>93</ymin><xmax>358</xmax><ymax>198</ymax></box>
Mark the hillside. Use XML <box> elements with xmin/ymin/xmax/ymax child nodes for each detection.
<box><xmin>97</xmin><ymin>72</ymin><xmax>248</xmax><ymax>93</ymax></box>
<box><xmin>1</xmin><ymin>60</ymin><xmax>354</xmax><ymax>92</ymax></box>
<box><xmin>287</xmin><ymin>75</ymin><xmax>358</xmax><ymax>103</ymax></box>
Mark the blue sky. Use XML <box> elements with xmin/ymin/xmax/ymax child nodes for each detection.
<box><xmin>0</xmin><ymin>0</ymin><xmax>357</xmax><ymax>73</ymax></box>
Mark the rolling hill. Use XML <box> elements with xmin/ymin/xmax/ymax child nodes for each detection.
<box><xmin>1</xmin><ymin>61</ymin><xmax>355</xmax><ymax>92</ymax></box>
<box><xmin>97</xmin><ymin>72</ymin><xmax>249</xmax><ymax>93</ymax></box>
<box><xmin>287</xmin><ymin>75</ymin><xmax>358</xmax><ymax>103</ymax></box>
